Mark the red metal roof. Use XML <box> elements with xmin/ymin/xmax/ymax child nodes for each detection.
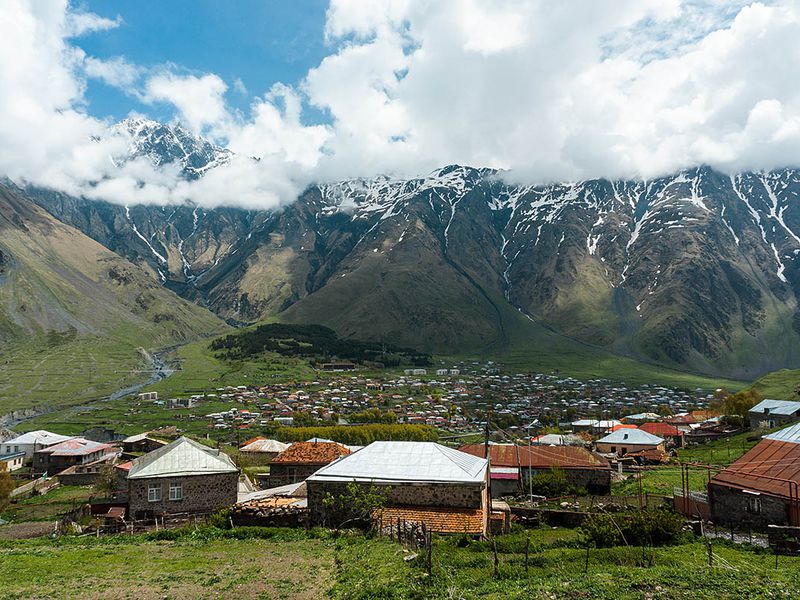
<box><xmin>711</xmin><ymin>439</ymin><xmax>800</xmax><ymax>499</ymax></box>
<box><xmin>640</xmin><ymin>422</ymin><xmax>682</xmax><ymax>437</ymax></box>
<box><xmin>458</xmin><ymin>444</ymin><xmax>519</xmax><ymax>467</ymax></box>
<box><xmin>271</xmin><ymin>441</ymin><xmax>351</xmax><ymax>466</ymax></box>
<box><xmin>459</xmin><ymin>444</ymin><xmax>610</xmax><ymax>470</ymax></box>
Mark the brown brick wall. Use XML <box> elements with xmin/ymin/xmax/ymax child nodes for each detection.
<box><xmin>128</xmin><ymin>473</ymin><xmax>238</xmax><ymax>518</ymax></box>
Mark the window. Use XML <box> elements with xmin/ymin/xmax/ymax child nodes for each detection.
<box><xmin>746</xmin><ymin>495</ymin><xmax>762</xmax><ymax>514</ymax></box>
<box><xmin>169</xmin><ymin>482</ymin><xmax>183</xmax><ymax>501</ymax></box>
<box><xmin>610</xmin><ymin>446</ymin><xmax>616</xmax><ymax>453</ymax></box>
<box><xmin>147</xmin><ymin>483</ymin><xmax>161</xmax><ymax>502</ymax></box>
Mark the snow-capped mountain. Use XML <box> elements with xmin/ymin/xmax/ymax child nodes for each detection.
<box><xmin>23</xmin><ymin>122</ymin><xmax>800</xmax><ymax>379</ymax></box>
<box><xmin>113</xmin><ymin>118</ymin><xmax>232</xmax><ymax>179</ymax></box>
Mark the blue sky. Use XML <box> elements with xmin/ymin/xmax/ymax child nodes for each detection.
<box><xmin>78</xmin><ymin>0</ymin><xmax>330</xmax><ymax>122</ymax></box>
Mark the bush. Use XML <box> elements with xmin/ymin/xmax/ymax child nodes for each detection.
<box><xmin>526</xmin><ymin>468</ymin><xmax>586</xmax><ymax>498</ymax></box>
<box><xmin>580</xmin><ymin>508</ymin><xmax>685</xmax><ymax>548</ymax></box>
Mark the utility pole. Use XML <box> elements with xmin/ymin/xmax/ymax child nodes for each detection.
<box><xmin>484</xmin><ymin>411</ymin><xmax>491</xmax><ymax>459</ymax></box>
<box><xmin>528</xmin><ymin>423</ymin><xmax>533</xmax><ymax>504</ymax></box>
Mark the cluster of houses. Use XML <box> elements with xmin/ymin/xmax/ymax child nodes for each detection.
<box><xmin>121</xmin><ymin>367</ymin><xmax>717</xmax><ymax>439</ymax></box>
<box><xmin>6</xmin><ymin>394</ymin><xmax>800</xmax><ymax>536</ymax></box>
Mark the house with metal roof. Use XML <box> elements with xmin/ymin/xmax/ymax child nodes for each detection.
<box><xmin>748</xmin><ymin>399</ymin><xmax>800</xmax><ymax>430</ymax></box>
<box><xmin>126</xmin><ymin>437</ymin><xmax>239</xmax><ymax>519</ymax></box>
<box><xmin>594</xmin><ymin>429</ymin><xmax>665</xmax><ymax>457</ymax></box>
<box><xmin>2</xmin><ymin>430</ymin><xmax>73</xmax><ymax>463</ymax></box>
<box><xmin>238</xmin><ymin>437</ymin><xmax>290</xmax><ymax>465</ymax></box>
<box><xmin>709</xmin><ymin>423</ymin><xmax>800</xmax><ymax>528</ymax></box>
<box><xmin>32</xmin><ymin>437</ymin><xmax>115</xmax><ymax>475</ymax></box>
<box><xmin>306</xmin><ymin>441</ymin><xmax>490</xmax><ymax>535</ymax></box>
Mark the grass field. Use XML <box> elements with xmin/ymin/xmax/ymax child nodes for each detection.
<box><xmin>469</xmin><ymin>296</ymin><xmax>746</xmax><ymax>392</ymax></box>
<box><xmin>613</xmin><ymin>429</ymin><xmax>769</xmax><ymax>497</ymax></box>
<box><xmin>1</xmin><ymin>485</ymin><xmax>95</xmax><ymax>523</ymax></box>
<box><xmin>0</xmin><ymin>526</ymin><xmax>798</xmax><ymax>599</ymax></box>
<box><xmin>752</xmin><ymin>368</ymin><xmax>800</xmax><ymax>400</ymax></box>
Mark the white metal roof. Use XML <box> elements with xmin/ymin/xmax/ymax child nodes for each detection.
<box><xmin>3</xmin><ymin>430</ymin><xmax>72</xmax><ymax>446</ymax></box>
<box><xmin>764</xmin><ymin>422</ymin><xmax>800</xmax><ymax>444</ymax></box>
<box><xmin>127</xmin><ymin>437</ymin><xmax>238</xmax><ymax>479</ymax></box>
<box><xmin>750</xmin><ymin>399</ymin><xmax>800</xmax><ymax>417</ymax></box>
<box><xmin>596</xmin><ymin>429</ymin><xmax>664</xmax><ymax>445</ymax></box>
<box><xmin>307</xmin><ymin>441</ymin><xmax>487</xmax><ymax>484</ymax></box>
<box><xmin>240</xmin><ymin>438</ymin><xmax>290</xmax><ymax>453</ymax></box>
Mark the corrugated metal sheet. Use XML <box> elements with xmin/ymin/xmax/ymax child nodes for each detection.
<box><xmin>240</xmin><ymin>438</ymin><xmax>290</xmax><ymax>453</ymax></box>
<box><xmin>308</xmin><ymin>441</ymin><xmax>487</xmax><ymax>484</ymax></box>
<box><xmin>596</xmin><ymin>429</ymin><xmax>663</xmax><ymax>445</ymax></box>
<box><xmin>39</xmin><ymin>438</ymin><xmax>112</xmax><ymax>456</ymax></box>
<box><xmin>460</xmin><ymin>444</ymin><xmax>610</xmax><ymax>470</ymax></box>
<box><xmin>712</xmin><ymin>439</ymin><xmax>800</xmax><ymax>499</ymax></box>
<box><xmin>458</xmin><ymin>444</ymin><xmax>519</xmax><ymax>467</ymax></box>
<box><xmin>640</xmin><ymin>422</ymin><xmax>682</xmax><ymax>437</ymax></box>
<box><xmin>4</xmin><ymin>430</ymin><xmax>72</xmax><ymax>446</ymax></box>
<box><xmin>750</xmin><ymin>399</ymin><xmax>800</xmax><ymax>417</ymax></box>
<box><xmin>765</xmin><ymin>422</ymin><xmax>800</xmax><ymax>444</ymax></box>
<box><xmin>127</xmin><ymin>437</ymin><xmax>238</xmax><ymax>479</ymax></box>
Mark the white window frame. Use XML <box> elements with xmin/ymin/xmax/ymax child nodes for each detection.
<box><xmin>746</xmin><ymin>495</ymin><xmax>762</xmax><ymax>514</ymax></box>
<box><xmin>169</xmin><ymin>481</ymin><xmax>183</xmax><ymax>501</ymax></box>
<box><xmin>147</xmin><ymin>483</ymin><xmax>162</xmax><ymax>502</ymax></box>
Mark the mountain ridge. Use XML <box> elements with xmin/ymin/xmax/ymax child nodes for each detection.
<box><xmin>19</xmin><ymin>122</ymin><xmax>800</xmax><ymax>380</ymax></box>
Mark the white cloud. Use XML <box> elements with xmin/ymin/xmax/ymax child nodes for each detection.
<box><xmin>143</xmin><ymin>71</ymin><xmax>229</xmax><ymax>134</ymax></box>
<box><xmin>3</xmin><ymin>0</ymin><xmax>800</xmax><ymax>209</ymax></box>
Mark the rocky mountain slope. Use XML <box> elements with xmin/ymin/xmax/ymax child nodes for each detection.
<box><xmin>23</xmin><ymin>121</ymin><xmax>800</xmax><ymax>379</ymax></box>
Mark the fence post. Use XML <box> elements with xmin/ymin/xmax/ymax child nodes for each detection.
<box><xmin>492</xmin><ymin>538</ymin><xmax>499</xmax><ymax>578</ymax></box>
<box><xmin>584</xmin><ymin>543</ymin><xmax>590</xmax><ymax>573</ymax></box>
<box><xmin>525</xmin><ymin>535</ymin><xmax>530</xmax><ymax>574</ymax></box>
<box><xmin>427</xmin><ymin>530</ymin><xmax>432</xmax><ymax>576</ymax></box>
<box><xmin>707</xmin><ymin>540</ymin><xmax>713</xmax><ymax>568</ymax></box>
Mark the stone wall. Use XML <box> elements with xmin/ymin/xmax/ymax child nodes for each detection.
<box><xmin>307</xmin><ymin>480</ymin><xmax>486</xmax><ymax>526</ymax></box>
<box><xmin>519</xmin><ymin>467</ymin><xmax>611</xmax><ymax>495</ymax></box>
<box><xmin>128</xmin><ymin>473</ymin><xmax>239</xmax><ymax>519</ymax></box>
<box><xmin>709</xmin><ymin>484</ymin><xmax>788</xmax><ymax>529</ymax></box>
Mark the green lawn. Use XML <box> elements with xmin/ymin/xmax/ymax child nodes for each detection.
<box><xmin>1</xmin><ymin>527</ymin><xmax>797</xmax><ymax>599</ymax></box>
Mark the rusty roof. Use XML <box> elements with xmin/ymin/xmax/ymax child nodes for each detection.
<box><xmin>459</xmin><ymin>444</ymin><xmax>609</xmax><ymax>470</ymax></box>
<box><xmin>711</xmin><ymin>438</ymin><xmax>800</xmax><ymax>499</ymax></box>
<box><xmin>271</xmin><ymin>441</ymin><xmax>351</xmax><ymax>466</ymax></box>
<box><xmin>458</xmin><ymin>444</ymin><xmax>519</xmax><ymax>467</ymax></box>
<box><xmin>376</xmin><ymin>505</ymin><xmax>485</xmax><ymax>534</ymax></box>
<box><xmin>640</xmin><ymin>422</ymin><xmax>682</xmax><ymax>437</ymax></box>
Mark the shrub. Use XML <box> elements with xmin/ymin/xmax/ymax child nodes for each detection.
<box><xmin>526</xmin><ymin>467</ymin><xmax>586</xmax><ymax>498</ymax></box>
<box><xmin>580</xmin><ymin>508</ymin><xmax>685</xmax><ymax>547</ymax></box>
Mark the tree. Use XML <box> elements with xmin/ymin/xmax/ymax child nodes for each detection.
<box><xmin>94</xmin><ymin>462</ymin><xmax>119</xmax><ymax>497</ymax></box>
<box><xmin>322</xmin><ymin>482</ymin><xmax>387</xmax><ymax>529</ymax></box>
<box><xmin>0</xmin><ymin>469</ymin><xmax>14</xmax><ymax>514</ymax></box>
<box><xmin>711</xmin><ymin>389</ymin><xmax>761</xmax><ymax>426</ymax></box>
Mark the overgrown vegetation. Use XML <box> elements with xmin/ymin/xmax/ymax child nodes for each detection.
<box><xmin>526</xmin><ymin>467</ymin><xmax>586</xmax><ymax>498</ymax></box>
<box><xmin>210</xmin><ymin>323</ymin><xmax>432</xmax><ymax>366</ymax></box>
<box><xmin>0</xmin><ymin>470</ymin><xmax>14</xmax><ymax>514</ymax></box>
<box><xmin>275</xmin><ymin>424</ymin><xmax>438</xmax><ymax>445</ymax></box>
<box><xmin>580</xmin><ymin>508</ymin><xmax>686</xmax><ymax>548</ymax></box>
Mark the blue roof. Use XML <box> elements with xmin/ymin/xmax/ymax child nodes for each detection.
<box><xmin>749</xmin><ymin>399</ymin><xmax>800</xmax><ymax>417</ymax></box>
<box><xmin>764</xmin><ymin>422</ymin><xmax>800</xmax><ymax>444</ymax></box>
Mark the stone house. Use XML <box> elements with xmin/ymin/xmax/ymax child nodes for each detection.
<box><xmin>126</xmin><ymin>437</ymin><xmax>239</xmax><ymax>520</ymax></box>
<box><xmin>267</xmin><ymin>441</ymin><xmax>351</xmax><ymax>487</ymax></box>
<box><xmin>307</xmin><ymin>441</ymin><xmax>490</xmax><ymax>535</ymax></box>
<box><xmin>457</xmin><ymin>444</ymin><xmax>521</xmax><ymax>498</ymax></box>
<box><xmin>594</xmin><ymin>429</ymin><xmax>664</xmax><ymax>457</ymax></box>
<box><xmin>32</xmin><ymin>437</ymin><xmax>115</xmax><ymax>475</ymax></box>
<box><xmin>639</xmin><ymin>422</ymin><xmax>685</xmax><ymax>448</ymax></box>
<box><xmin>709</xmin><ymin>423</ymin><xmax>800</xmax><ymax>529</ymax></box>
<box><xmin>748</xmin><ymin>400</ymin><xmax>800</xmax><ymax>430</ymax></box>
